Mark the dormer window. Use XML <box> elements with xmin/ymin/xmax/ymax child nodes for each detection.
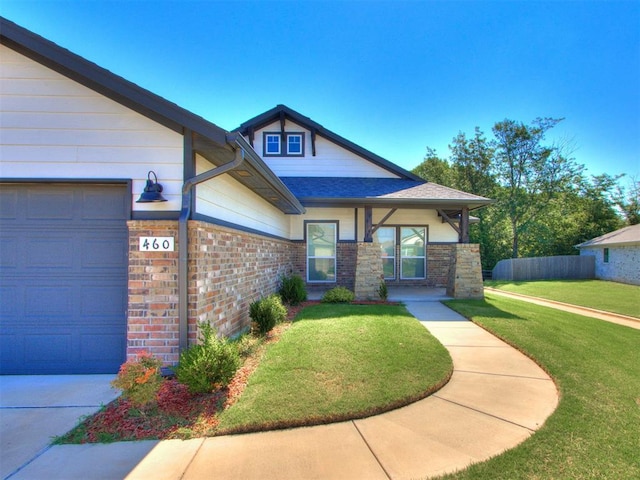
<box><xmin>263</xmin><ymin>132</ymin><xmax>304</xmax><ymax>157</ymax></box>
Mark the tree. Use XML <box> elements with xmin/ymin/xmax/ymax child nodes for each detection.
<box><xmin>411</xmin><ymin>147</ymin><xmax>454</xmax><ymax>186</ymax></box>
<box><xmin>492</xmin><ymin>118</ymin><xmax>583</xmax><ymax>258</ymax></box>
<box><xmin>615</xmin><ymin>176</ymin><xmax>640</xmax><ymax>225</ymax></box>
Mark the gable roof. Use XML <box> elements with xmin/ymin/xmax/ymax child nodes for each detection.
<box><xmin>576</xmin><ymin>224</ymin><xmax>640</xmax><ymax>248</ymax></box>
<box><xmin>236</xmin><ymin>104</ymin><xmax>424</xmax><ymax>182</ymax></box>
<box><xmin>0</xmin><ymin>17</ymin><xmax>304</xmax><ymax>215</ymax></box>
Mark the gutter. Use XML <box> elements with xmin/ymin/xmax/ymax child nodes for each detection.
<box><xmin>178</xmin><ymin>132</ymin><xmax>246</xmax><ymax>352</ymax></box>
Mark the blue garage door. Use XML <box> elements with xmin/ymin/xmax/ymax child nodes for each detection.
<box><xmin>0</xmin><ymin>183</ymin><xmax>129</xmax><ymax>374</ymax></box>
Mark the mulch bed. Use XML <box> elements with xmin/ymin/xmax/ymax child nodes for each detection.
<box><xmin>60</xmin><ymin>301</ymin><xmax>319</xmax><ymax>443</ymax></box>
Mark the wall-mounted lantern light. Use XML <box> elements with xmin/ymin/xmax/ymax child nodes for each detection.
<box><xmin>136</xmin><ymin>171</ymin><xmax>168</xmax><ymax>203</ymax></box>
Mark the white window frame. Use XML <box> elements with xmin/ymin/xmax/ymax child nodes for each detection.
<box><xmin>264</xmin><ymin>134</ymin><xmax>281</xmax><ymax>155</ymax></box>
<box><xmin>287</xmin><ymin>133</ymin><xmax>303</xmax><ymax>155</ymax></box>
<box><xmin>263</xmin><ymin>132</ymin><xmax>304</xmax><ymax>157</ymax></box>
<box><xmin>374</xmin><ymin>226</ymin><xmax>397</xmax><ymax>280</ymax></box>
<box><xmin>306</xmin><ymin>221</ymin><xmax>337</xmax><ymax>283</ymax></box>
<box><xmin>400</xmin><ymin>226</ymin><xmax>426</xmax><ymax>280</ymax></box>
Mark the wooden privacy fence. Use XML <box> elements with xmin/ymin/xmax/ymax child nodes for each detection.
<box><xmin>492</xmin><ymin>255</ymin><xmax>595</xmax><ymax>281</ymax></box>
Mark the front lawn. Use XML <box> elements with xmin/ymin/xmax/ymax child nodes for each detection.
<box><xmin>217</xmin><ymin>303</ymin><xmax>452</xmax><ymax>434</ymax></box>
<box><xmin>444</xmin><ymin>293</ymin><xmax>640</xmax><ymax>479</ymax></box>
<box><xmin>485</xmin><ymin>279</ymin><xmax>640</xmax><ymax>318</ymax></box>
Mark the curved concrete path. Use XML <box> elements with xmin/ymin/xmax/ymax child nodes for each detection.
<box><xmin>7</xmin><ymin>302</ymin><xmax>558</xmax><ymax>480</ymax></box>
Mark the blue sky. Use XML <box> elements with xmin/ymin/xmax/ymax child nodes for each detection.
<box><xmin>2</xmin><ymin>0</ymin><xmax>639</xmax><ymax>181</ymax></box>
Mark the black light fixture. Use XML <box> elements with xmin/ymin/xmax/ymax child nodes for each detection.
<box><xmin>136</xmin><ymin>171</ymin><xmax>168</xmax><ymax>203</ymax></box>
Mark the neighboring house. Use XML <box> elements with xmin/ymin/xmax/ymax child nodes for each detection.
<box><xmin>0</xmin><ymin>18</ymin><xmax>490</xmax><ymax>374</ymax></box>
<box><xmin>576</xmin><ymin>224</ymin><xmax>640</xmax><ymax>286</ymax></box>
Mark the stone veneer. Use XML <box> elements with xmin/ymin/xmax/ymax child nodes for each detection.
<box><xmin>446</xmin><ymin>243</ymin><xmax>484</xmax><ymax>299</ymax></box>
<box><xmin>354</xmin><ymin>242</ymin><xmax>384</xmax><ymax>300</ymax></box>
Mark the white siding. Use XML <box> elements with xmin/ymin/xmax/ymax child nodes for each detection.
<box><xmin>289</xmin><ymin>207</ymin><xmax>357</xmax><ymax>241</ymax></box>
<box><xmin>288</xmin><ymin>207</ymin><xmax>458</xmax><ymax>243</ymax></box>
<box><xmin>0</xmin><ymin>46</ymin><xmax>183</xmax><ymax>211</ymax></box>
<box><xmin>368</xmin><ymin>208</ymin><xmax>459</xmax><ymax>243</ymax></box>
<box><xmin>195</xmin><ymin>156</ymin><xmax>291</xmax><ymax>238</ymax></box>
<box><xmin>252</xmin><ymin>120</ymin><xmax>399</xmax><ymax>178</ymax></box>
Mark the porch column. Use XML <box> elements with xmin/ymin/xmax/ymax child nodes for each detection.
<box><xmin>460</xmin><ymin>207</ymin><xmax>470</xmax><ymax>243</ymax></box>
<box><xmin>364</xmin><ymin>205</ymin><xmax>373</xmax><ymax>242</ymax></box>
<box><xmin>354</xmin><ymin>242</ymin><xmax>384</xmax><ymax>300</ymax></box>
<box><xmin>446</xmin><ymin>243</ymin><xmax>484</xmax><ymax>299</ymax></box>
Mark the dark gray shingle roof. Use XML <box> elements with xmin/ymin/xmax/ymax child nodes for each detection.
<box><xmin>280</xmin><ymin>177</ymin><xmax>492</xmax><ymax>207</ymax></box>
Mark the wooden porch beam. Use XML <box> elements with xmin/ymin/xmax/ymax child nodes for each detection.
<box><xmin>460</xmin><ymin>206</ymin><xmax>470</xmax><ymax>243</ymax></box>
<box><xmin>371</xmin><ymin>208</ymin><xmax>397</xmax><ymax>236</ymax></box>
<box><xmin>364</xmin><ymin>206</ymin><xmax>373</xmax><ymax>242</ymax></box>
<box><xmin>437</xmin><ymin>209</ymin><xmax>461</xmax><ymax>235</ymax></box>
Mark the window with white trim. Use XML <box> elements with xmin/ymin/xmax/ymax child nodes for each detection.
<box><xmin>400</xmin><ymin>227</ymin><xmax>426</xmax><ymax>279</ymax></box>
<box><xmin>307</xmin><ymin>222</ymin><xmax>337</xmax><ymax>282</ymax></box>
<box><xmin>264</xmin><ymin>134</ymin><xmax>281</xmax><ymax>155</ymax></box>
<box><xmin>263</xmin><ymin>132</ymin><xmax>305</xmax><ymax>157</ymax></box>
<box><xmin>374</xmin><ymin>227</ymin><xmax>396</xmax><ymax>280</ymax></box>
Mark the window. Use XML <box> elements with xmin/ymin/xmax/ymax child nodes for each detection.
<box><xmin>307</xmin><ymin>222</ymin><xmax>337</xmax><ymax>282</ymax></box>
<box><xmin>263</xmin><ymin>132</ymin><xmax>304</xmax><ymax>156</ymax></box>
<box><xmin>400</xmin><ymin>227</ymin><xmax>426</xmax><ymax>279</ymax></box>
<box><xmin>603</xmin><ymin>247</ymin><xmax>609</xmax><ymax>263</ymax></box>
<box><xmin>287</xmin><ymin>134</ymin><xmax>303</xmax><ymax>155</ymax></box>
<box><xmin>374</xmin><ymin>227</ymin><xmax>396</xmax><ymax>279</ymax></box>
<box><xmin>265</xmin><ymin>134</ymin><xmax>281</xmax><ymax>155</ymax></box>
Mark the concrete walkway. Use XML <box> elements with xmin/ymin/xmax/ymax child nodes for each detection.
<box><xmin>4</xmin><ymin>300</ymin><xmax>558</xmax><ymax>480</ymax></box>
<box><xmin>485</xmin><ymin>287</ymin><xmax>640</xmax><ymax>330</ymax></box>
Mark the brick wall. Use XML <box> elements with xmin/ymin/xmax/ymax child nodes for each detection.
<box><xmin>127</xmin><ymin>220</ymin><xmax>295</xmax><ymax>365</ymax></box>
<box><xmin>127</xmin><ymin>221</ymin><xmax>180</xmax><ymax>364</ymax></box>
<box><xmin>188</xmin><ymin>220</ymin><xmax>295</xmax><ymax>341</ymax></box>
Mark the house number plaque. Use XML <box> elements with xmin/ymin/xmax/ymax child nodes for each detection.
<box><xmin>139</xmin><ymin>237</ymin><xmax>175</xmax><ymax>252</ymax></box>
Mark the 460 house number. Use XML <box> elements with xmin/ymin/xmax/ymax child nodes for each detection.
<box><xmin>139</xmin><ymin>237</ymin><xmax>175</xmax><ymax>252</ymax></box>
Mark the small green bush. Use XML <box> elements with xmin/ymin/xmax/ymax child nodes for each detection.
<box><xmin>321</xmin><ymin>286</ymin><xmax>355</xmax><ymax>303</ymax></box>
<box><xmin>111</xmin><ymin>351</ymin><xmax>163</xmax><ymax>407</ymax></box>
<box><xmin>174</xmin><ymin>322</ymin><xmax>241</xmax><ymax>394</ymax></box>
<box><xmin>250</xmin><ymin>294</ymin><xmax>288</xmax><ymax>335</ymax></box>
<box><xmin>279</xmin><ymin>274</ymin><xmax>307</xmax><ymax>305</ymax></box>
<box><xmin>378</xmin><ymin>280</ymin><xmax>388</xmax><ymax>301</ymax></box>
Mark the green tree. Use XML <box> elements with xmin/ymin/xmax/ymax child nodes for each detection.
<box><xmin>492</xmin><ymin>118</ymin><xmax>583</xmax><ymax>258</ymax></box>
<box><xmin>411</xmin><ymin>147</ymin><xmax>454</xmax><ymax>186</ymax></box>
<box><xmin>616</xmin><ymin>177</ymin><xmax>640</xmax><ymax>225</ymax></box>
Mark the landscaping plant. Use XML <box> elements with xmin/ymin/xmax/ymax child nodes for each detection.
<box><xmin>321</xmin><ymin>286</ymin><xmax>355</xmax><ymax>303</ymax></box>
<box><xmin>110</xmin><ymin>351</ymin><xmax>163</xmax><ymax>407</ymax></box>
<box><xmin>174</xmin><ymin>322</ymin><xmax>241</xmax><ymax>394</ymax></box>
<box><xmin>249</xmin><ymin>294</ymin><xmax>288</xmax><ymax>335</ymax></box>
<box><xmin>278</xmin><ymin>274</ymin><xmax>308</xmax><ymax>305</ymax></box>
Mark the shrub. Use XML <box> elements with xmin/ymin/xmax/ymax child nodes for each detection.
<box><xmin>279</xmin><ymin>274</ymin><xmax>307</xmax><ymax>305</ymax></box>
<box><xmin>111</xmin><ymin>351</ymin><xmax>163</xmax><ymax>407</ymax></box>
<box><xmin>378</xmin><ymin>280</ymin><xmax>388</xmax><ymax>301</ymax></box>
<box><xmin>175</xmin><ymin>322</ymin><xmax>241</xmax><ymax>394</ymax></box>
<box><xmin>321</xmin><ymin>286</ymin><xmax>355</xmax><ymax>303</ymax></box>
<box><xmin>250</xmin><ymin>294</ymin><xmax>288</xmax><ymax>335</ymax></box>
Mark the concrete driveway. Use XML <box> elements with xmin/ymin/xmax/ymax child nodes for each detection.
<box><xmin>0</xmin><ymin>375</ymin><xmax>119</xmax><ymax>479</ymax></box>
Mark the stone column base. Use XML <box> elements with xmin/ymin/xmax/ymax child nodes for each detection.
<box><xmin>354</xmin><ymin>242</ymin><xmax>384</xmax><ymax>301</ymax></box>
<box><xmin>447</xmin><ymin>244</ymin><xmax>484</xmax><ymax>299</ymax></box>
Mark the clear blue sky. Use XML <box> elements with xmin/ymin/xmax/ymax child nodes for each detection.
<box><xmin>2</xmin><ymin>0</ymin><xmax>639</xmax><ymax>181</ymax></box>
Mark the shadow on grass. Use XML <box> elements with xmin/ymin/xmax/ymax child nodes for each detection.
<box><xmin>444</xmin><ymin>297</ymin><xmax>528</xmax><ymax>322</ymax></box>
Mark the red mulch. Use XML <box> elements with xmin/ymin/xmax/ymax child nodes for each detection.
<box><xmin>65</xmin><ymin>302</ymin><xmax>320</xmax><ymax>443</ymax></box>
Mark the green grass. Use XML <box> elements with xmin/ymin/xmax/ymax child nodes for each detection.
<box><xmin>443</xmin><ymin>293</ymin><xmax>640</xmax><ymax>480</ymax></box>
<box><xmin>217</xmin><ymin>304</ymin><xmax>452</xmax><ymax>434</ymax></box>
<box><xmin>485</xmin><ymin>279</ymin><xmax>640</xmax><ymax>318</ymax></box>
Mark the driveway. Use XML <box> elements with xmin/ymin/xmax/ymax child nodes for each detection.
<box><xmin>0</xmin><ymin>375</ymin><xmax>119</xmax><ymax>479</ymax></box>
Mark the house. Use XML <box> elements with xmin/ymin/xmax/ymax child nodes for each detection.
<box><xmin>0</xmin><ymin>17</ymin><xmax>491</xmax><ymax>374</ymax></box>
<box><xmin>576</xmin><ymin>224</ymin><xmax>640</xmax><ymax>286</ymax></box>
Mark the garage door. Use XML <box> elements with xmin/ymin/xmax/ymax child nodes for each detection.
<box><xmin>0</xmin><ymin>183</ymin><xmax>129</xmax><ymax>374</ymax></box>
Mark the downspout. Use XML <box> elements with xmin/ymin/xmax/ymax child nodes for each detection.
<box><xmin>178</xmin><ymin>133</ymin><xmax>246</xmax><ymax>352</ymax></box>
